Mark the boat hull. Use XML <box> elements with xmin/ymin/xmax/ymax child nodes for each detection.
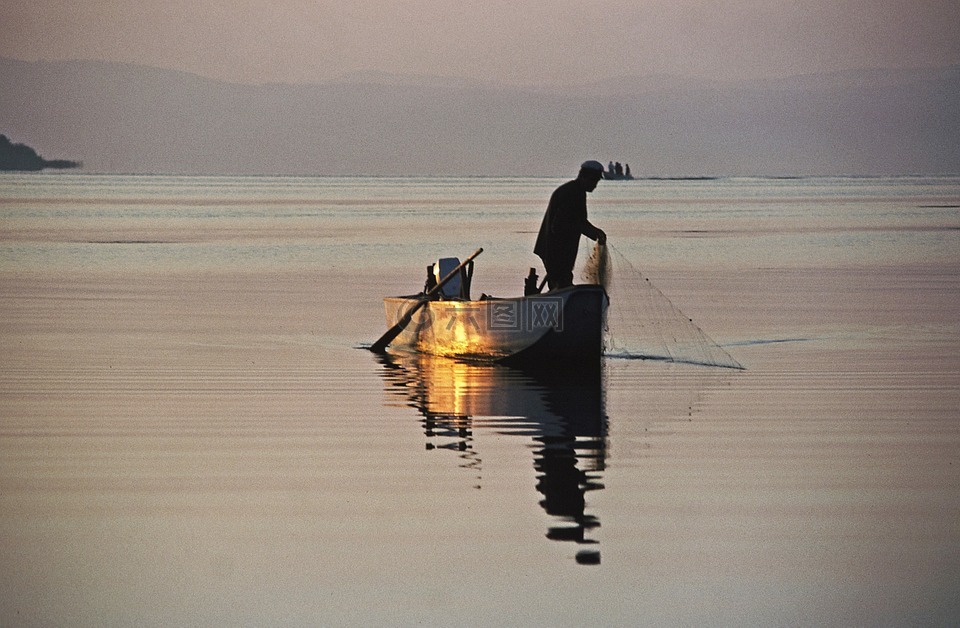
<box><xmin>383</xmin><ymin>285</ymin><xmax>607</xmax><ymax>365</ymax></box>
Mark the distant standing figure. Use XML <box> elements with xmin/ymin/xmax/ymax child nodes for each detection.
<box><xmin>534</xmin><ymin>160</ymin><xmax>607</xmax><ymax>291</ymax></box>
<box><xmin>625</xmin><ymin>163</ymin><xmax>631</xmax><ymax>177</ymax></box>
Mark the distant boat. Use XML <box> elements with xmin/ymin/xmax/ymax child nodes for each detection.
<box><xmin>602</xmin><ymin>162</ymin><xmax>633</xmax><ymax>180</ymax></box>
<box><xmin>379</xmin><ymin>256</ymin><xmax>608</xmax><ymax>366</ymax></box>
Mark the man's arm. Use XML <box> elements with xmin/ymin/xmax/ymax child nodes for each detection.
<box><xmin>582</xmin><ymin>221</ymin><xmax>606</xmax><ymax>245</ymax></box>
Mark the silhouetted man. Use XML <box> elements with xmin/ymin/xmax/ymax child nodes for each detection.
<box><xmin>534</xmin><ymin>160</ymin><xmax>607</xmax><ymax>290</ymax></box>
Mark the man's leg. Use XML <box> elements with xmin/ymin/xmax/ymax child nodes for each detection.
<box><xmin>546</xmin><ymin>267</ymin><xmax>573</xmax><ymax>291</ymax></box>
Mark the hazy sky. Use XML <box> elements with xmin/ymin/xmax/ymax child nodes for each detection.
<box><xmin>3</xmin><ymin>0</ymin><xmax>959</xmax><ymax>86</ymax></box>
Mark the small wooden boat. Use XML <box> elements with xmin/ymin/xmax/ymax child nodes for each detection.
<box><xmin>378</xmin><ymin>252</ymin><xmax>608</xmax><ymax>366</ymax></box>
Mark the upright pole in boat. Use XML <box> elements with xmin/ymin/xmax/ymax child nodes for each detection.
<box><xmin>369</xmin><ymin>248</ymin><xmax>483</xmax><ymax>353</ymax></box>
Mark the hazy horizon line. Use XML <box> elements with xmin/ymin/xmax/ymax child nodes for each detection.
<box><xmin>4</xmin><ymin>54</ymin><xmax>958</xmax><ymax>91</ymax></box>
<box><xmin>4</xmin><ymin>171</ymin><xmax>958</xmax><ymax>180</ymax></box>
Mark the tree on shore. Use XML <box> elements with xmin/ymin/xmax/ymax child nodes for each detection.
<box><xmin>0</xmin><ymin>134</ymin><xmax>81</xmax><ymax>171</ymax></box>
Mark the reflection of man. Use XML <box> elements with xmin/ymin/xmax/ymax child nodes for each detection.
<box><xmin>534</xmin><ymin>160</ymin><xmax>607</xmax><ymax>291</ymax></box>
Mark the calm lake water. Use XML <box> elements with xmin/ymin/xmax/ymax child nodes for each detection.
<box><xmin>2</xmin><ymin>173</ymin><xmax>959</xmax><ymax>625</ymax></box>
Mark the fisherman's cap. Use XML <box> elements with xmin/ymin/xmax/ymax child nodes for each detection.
<box><xmin>580</xmin><ymin>160</ymin><xmax>605</xmax><ymax>174</ymax></box>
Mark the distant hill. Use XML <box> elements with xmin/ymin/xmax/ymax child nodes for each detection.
<box><xmin>0</xmin><ymin>133</ymin><xmax>81</xmax><ymax>171</ymax></box>
<box><xmin>1</xmin><ymin>57</ymin><xmax>957</xmax><ymax>176</ymax></box>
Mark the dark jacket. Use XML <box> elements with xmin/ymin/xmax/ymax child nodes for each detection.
<box><xmin>534</xmin><ymin>179</ymin><xmax>603</xmax><ymax>274</ymax></box>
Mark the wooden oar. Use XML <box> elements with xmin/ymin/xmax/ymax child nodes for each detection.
<box><xmin>369</xmin><ymin>248</ymin><xmax>483</xmax><ymax>353</ymax></box>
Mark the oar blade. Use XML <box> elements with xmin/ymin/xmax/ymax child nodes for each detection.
<box><xmin>369</xmin><ymin>300</ymin><xmax>425</xmax><ymax>353</ymax></box>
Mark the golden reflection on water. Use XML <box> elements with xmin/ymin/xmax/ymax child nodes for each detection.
<box><xmin>377</xmin><ymin>352</ymin><xmax>607</xmax><ymax>565</ymax></box>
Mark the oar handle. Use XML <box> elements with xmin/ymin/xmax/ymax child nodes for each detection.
<box><xmin>395</xmin><ymin>247</ymin><xmax>483</xmax><ymax>323</ymax></box>
<box><xmin>369</xmin><ymin>247</ymin><xmax>483</xmax><ymax>353</ymax></box>
<box><xmin>421</xmin><ymin>247</ymin><xmax>483</xmax><ymax>302</ymax></box>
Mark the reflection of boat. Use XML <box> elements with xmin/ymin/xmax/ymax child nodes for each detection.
<box><xmin>377</xmin><ymin>352</ymin><xmax>607</xmax><ymax>565</ymax></box>
<box><xmin>383</xmin><ymin>282</ymin><xmax>608</xmax><ymax>366</ymax></box>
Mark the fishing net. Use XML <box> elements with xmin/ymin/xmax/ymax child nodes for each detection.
<box><xmin>581</xmin><ymin>242</ymin><xmax>743</xmax><ymax>369</ymax></box>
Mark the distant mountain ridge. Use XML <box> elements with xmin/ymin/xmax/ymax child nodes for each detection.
<box><xmin>1</xmin><ymin>57</ymin><xmax>957</xmax><ymax>176</ymax></box>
